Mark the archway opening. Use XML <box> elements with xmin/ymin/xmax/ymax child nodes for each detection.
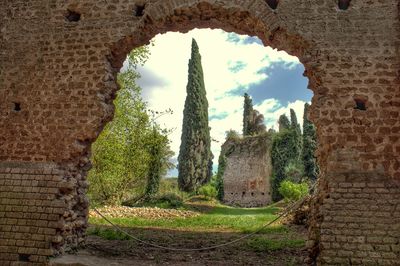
<box><xmin>85</xmin><ymin>27</ymin><xmax>317</xmax><ymax>265</ymax></box>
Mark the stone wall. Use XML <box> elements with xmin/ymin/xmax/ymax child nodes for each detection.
<box><xmin>222</xmin><ymin>135</ymin><xmax>272</xmax><ymax>207</ymax></box>
<box><xmin>0</xmin><ymin>0</ymin><xmax>399</xmax><ymax>264</ymax></box>
<box><xmin>0</xmin><ymin>162</ymin><xmax>88</xmax><ymax>265</ymax></box>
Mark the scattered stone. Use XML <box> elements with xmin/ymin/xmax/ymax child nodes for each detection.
<box><xmin>89</xmin><ymin>206</ymin><xmax>199</xmax><ymax>220</ymax></box>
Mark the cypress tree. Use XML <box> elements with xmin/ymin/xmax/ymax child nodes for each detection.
<box><xmin>243</xmin><ymin>93</ymin><xmax>266</xmax><ymax>136</ymax></box>
<box><xmin>243</xmin><ymin>93</ymin><xmax>253</xmax><ymax>136</ymax></box>
<box><xmin>271</xmin><ymin>109</ymin><xmax>303</xmax><ymax>201</ymax></box>
<box><xmin>302</xmin><ymin>103</ymin><xmax>319</xmax><ymax>181</ymax></box>
<box><xmin>290</xmin><ymin>109</ymin><xmax>301</xmax><ymax>132</ymax></box>
<box><xmin>178</xmin><ymin>39</ymin><xmax>213</xmax><ymax>192</ymax></box>
<box><xmin>278</xmin><ymin>114</ymin><xmax>290</xmax><ymax>132</ymax></box>
<box><xmin>289</xmin><ymin>108</ymin><xmax>302</xmax><ymax>161</ymax></box>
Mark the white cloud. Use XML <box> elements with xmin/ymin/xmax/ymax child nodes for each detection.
<box><xmin>136</xmin><ymin>29</ymin><xmax>305</xmax><ymax>175</ymax></box>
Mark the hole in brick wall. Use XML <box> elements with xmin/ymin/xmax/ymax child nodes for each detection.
<box><xmin>265</xmin><ymin>0</ymin><xmax>279</xmax><ymax>10</ymax></box>
<box><xmin>242</xmin><ymin>191</ymin><xmax>246</xmax><ymax>196</ymax></box>
<box><xmin>354</xmin><ymin>99</ymin><xmax>367</xmax><ymax>111</ymax></box>
<box><xmin>134</xmin><ymin>4</ymin><xmax>146</xmax><ymax>17</ymax></box>
<box><xmin>251</xmin><ymin>192</ymin><xmax>254</xmax><ymax>196</ymax></box>
<box><xmin>338</xmin><ymin>0</ymin><xmax>351</xmax><ymax>10</ymax></box>
<box><xmin>66</xmin><ymin>9</ymin><xmax>81</xmax><ymax>22</ymax></box>
<box><xmin>261</xmin><ymin>192</ymin><xmax>265</xmax><ymax>195</ymax></box>
<box><xmin>13</xmin><ymin>102</ymin><xmax>21</xmax><ymax>112</ymax></box>
<box><xmin>19</xmin><ymin>254</ymin><xmax>30</xmax><ymax>262</ymax></box>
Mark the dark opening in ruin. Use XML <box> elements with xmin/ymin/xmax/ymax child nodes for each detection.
<box><xmin>338</xmin><ymin>0</ymin><xmax>351</xmax><ymax>10</ymax></box>
<box><xmin>242</xmin><ymin>191</ymin><xmax>245</xmax><ymax>196</ymax></box>
<box><xmin>354</xmin><ymin>99</ymin><xmax>367</xmax><ymax>111</ymax></box>
<box><xmin>134</xmin><ymin>4</ymin><xmax>146</xmax><ymax>17</ymax></box>
<box><xmin>265</xmin><ymin>0</ymin><xmax>279</xmax><ymax>10</ymax></box>
<box><xmin>13</xmin><ymin>102</ymin><xmax>21</xmax><ymax>112</ymax></box>
<box><xmin>251</xmin><ymin>192</ymin><xmax>254</xmax><ymax>196</ymax></box>
<box><xmin>66</xmin><ymin>9</ymin><xmax>81</xmax><ymax>22</ymax></box>
<box><xmin>19</xmin><ymin>254</ymin><xmax>30</xmax><ymax>262</ymax></box>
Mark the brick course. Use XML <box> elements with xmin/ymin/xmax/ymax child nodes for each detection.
<box><xmin>0</xmin><ymin>0</ymin><xmax>399</xmax><ymax>265</ymax></box>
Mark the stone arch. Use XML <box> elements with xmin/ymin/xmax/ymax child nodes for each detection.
<box><xmin>0</xmin><ymin>0</ymin><xmax>399</xmax><ymax>265</ymax></box>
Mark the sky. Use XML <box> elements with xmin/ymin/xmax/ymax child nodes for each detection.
<box><xmin>135</xmin><ymin>29</ymin><xmax>312</xmax><ymax>177</ymax></box>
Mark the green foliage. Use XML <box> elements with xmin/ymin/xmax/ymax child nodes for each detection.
<box><xmin>290</xmin><ymin>109</ymin><xmax>300</xmax><ymax>132</ymax></box>
<box><xmin>196</xmin><ymin>184</ymin><xmax>217</xmax><ymax>199</ymax></box>
<box><xmin>278</xmin><ymin>114</ymin><xmax>290</xmax><ymax>132</ymax></box>
<box><xmin>271</xmin><ymin>110</ymin><xmax>302</xmax><ymax>202</ymax></box>
<box><xmin>152</xmin><ymin>193</ymin><xmax>184</xmax><ymax>208</ymax></box>
<box><xmin>178</xmin><ymin>38</ymin><xmax>213</xmax><ymax>192</ymax></box>
<box><xmin>278</xmin><ymin>180</ymin><xmax>309</xmax><ymax>202</ymax></box>
<box><xmin>243</xmin><ymin>93</ymin><xmax>266</xmax><ymax>136</ymax></box>
<box><xmin>87</xmin><ymin>227</ymin><xmax>131</xmax><ymax>240</ymax></box>
<box><xmin>302</xmin><ymin>103</ymin><xmax>319</xmax><ymax>181</ymax></box>
<box><xmin>144</xmin><ymin>124</ymin><xmax>175</xmax><ymax>199</ymax></box>
<box><xmin>225</xmin><ymin>129</ymin><xmax>240</xmax><ymax>140</ymax></box>
<box><xmin>90</xmin><ymin>204</ymin><xmax>283</xmax><ymax>234</ymax></box>
<box><xmin>271</xmin><ymin>128</ymin><xmax>302</xmax><ymax>201</ymax></box>
<box><xmin>215</xmin><ymin>153</ymin><xmax>226</xmax><ymax>201</ymax></box>
<box><xmin>243</xmin><ymin>93</ymin><xmax>254</xmax><ymax>136</ymax></box>
<box><xmin>284</xmin><ymin>161</ymin><xmax>305</xmax><ymax>183</ymax></box>
<box><xmin>88</xmin><ymin>46</ymin><xmax>174</xmax><ymax>206</ymax></box>
<box><xmin>246</xmin><ymin>237</ymin><xmax>305</xmax><ymax>252</ymax></box>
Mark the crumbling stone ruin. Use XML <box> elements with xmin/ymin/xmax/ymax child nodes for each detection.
<box><xmin>0</xmin><ymin>0</ymin><xmax>399</xmax><ymax>265</ymax></box>
<box><xmin>221</xmin><ymin>135</ymin><xmax>272</xmax><ymax>207</ymax></box>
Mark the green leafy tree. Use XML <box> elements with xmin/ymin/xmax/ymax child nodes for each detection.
<box><xmin>144</xmin><ymin>124</ymin><xmax>175</xmax><ymax>199</ymax></box>
<box><xmin>302</xmin><ymin>103</ymin><xmax>319</xmax><ymax>181</ymax></box>
<box><xmin>178</xmin><ymin>39</ymin><xmax>213</xmax><ymax>192</ymax></box>
<box><xmin>278</xmin><ymin>114</ymin><xmax>290</xmax><ymax>132</ymax></box>
<box><xmin>88</xmin><ymin>46</ymin><xmax>174</xmax><ymax>205</ymax></box>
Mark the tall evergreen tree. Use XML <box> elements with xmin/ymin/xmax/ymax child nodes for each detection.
<box><xmin>243</xmin><ymin>93</ymin><xmax>266</xmax><ymax>136</ymax></box>
<box><xmin>302</xmin><ymin>103</ymin><xmax>319</xmax><ymax>181</ymax></box>
<box><xmin>278</xmin><ymin>114</ymin><xmax>290</xmax><ymax>132</ymax></box>
<box><xmin>178</xmin><ymin>39</ymin><xmax>213</xmax><ymax>192</ymax></box>
<box><xmin>290</xmin><ymin>109</ymin><xmax>301</xmax><ymax>132</ymax></box>
<box><xmin>290</xmin><ymin>108</ymin><xmax>302</xmax><ymax>161</ymax></box>
<box><xmin>271</xmin><ymin>109</ymin><xmax>303</xmax><ymax>201</ymax></box>
<box><xmin>243</xmin><ymin>93</ymin><xmax>253</xmax><ymax>136</ymax></box>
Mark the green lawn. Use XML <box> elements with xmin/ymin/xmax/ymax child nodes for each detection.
<box><xmin>88</xmin><ymin>202</ymin><xmax>306</xmax><ymax>253</ymax></box>
<box><xmin>90</xmin><ymin>204</ymin><xmax>286</xmax><ymax>234</ymax></box>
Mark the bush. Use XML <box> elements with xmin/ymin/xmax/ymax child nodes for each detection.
<box><xmin>156</xmin><ymin>193</ymin><xmax>184</xmax><ymax>208</ymax></box>
<box><xmin>278</xmin><ymin>180</ymin><xmax>308</xmax><ymax>202</ymax></box>
<box><xmin>196</xmin><ymin>184</ymin><xmax>217</xmax><ymax>199</ymax></box>
<box><xmin>126</xmin><ymin>192</ymin><xmax>184</xmax><ymax>209</ymax></box>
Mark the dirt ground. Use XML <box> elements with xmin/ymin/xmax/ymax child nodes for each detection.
<box><xmin>51</xmin><ymin>226</ymin><xmax>308</xmax><ymax>266</ymax></box>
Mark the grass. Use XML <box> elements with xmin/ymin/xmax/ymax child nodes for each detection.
<box><xmin>87</xmin><ymin>227</ymin><xmax>131</xmax><ymax>240</ymax></box>
<box><xmin>88</xmin><ymin>200</ymin><xmax>306</xmax><ymax>252</ymax></box>
<box><xmin>90</xmin><ymin>204</ymin><xmax>286</xmax><ymax>234</ymax></box>
<box><xmin>246</xmin><ymin>237</ymin><xmax>305</xmax><ymax>251</ymax></box>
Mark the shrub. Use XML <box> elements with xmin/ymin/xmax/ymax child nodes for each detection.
<box><xmin>155</xmin><ymin>193</ymin><xmax>184</xmax><ymax>208</ymax></box>
<box><xmin>196</xmin><ymin>184</ymin><xmax>217</xmax><ymax>199</ymax></box>
<box><xmin>278</xmin><ymin>180</ymin><xmax>308</xmax><ymax>202</ymax></box>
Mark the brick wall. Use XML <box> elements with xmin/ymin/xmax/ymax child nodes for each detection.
<box><xmin>222</xmin><ymin>135</ymin><xmax>272</xmax><ymax>207</ymax></box>
<box><xmin>0</xmin><ymin>0</ymin><xmax>399</xmax><ymax>264</ymax></box>
<box><xmin>0</xmin><ymin>162</ymin><xmax>88</xmax><ymax>265</ymax></box>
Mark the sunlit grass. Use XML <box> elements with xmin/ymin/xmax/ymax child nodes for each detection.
<box><xmin>89</xmin><ymin>204</ymin><xmax>285</xmax><ymax>233</ymax></box>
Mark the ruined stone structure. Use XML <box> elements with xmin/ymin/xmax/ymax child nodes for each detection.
<box><xmin>221</xmin><ymin>136</ymin><xmax>272</xmax><ymax>207</ymax></box>
<box><xmin>0</xmin><ymin>0</ymin><xmax>399</xmax><ymax>265</ymax></box>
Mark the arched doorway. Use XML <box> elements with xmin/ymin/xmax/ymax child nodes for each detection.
<box><xmin>0</xmin><ymin>1</ymin><xmax>398</xmax><ymax>265</ymax></box>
